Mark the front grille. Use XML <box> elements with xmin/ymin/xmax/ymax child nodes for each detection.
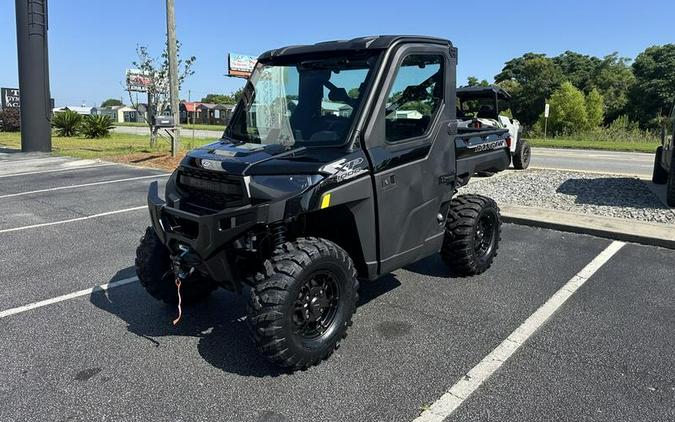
<box><xmin>177</xmin><ymin>167</ymin><xmax>246</xmax><ymax>214</ymax></box>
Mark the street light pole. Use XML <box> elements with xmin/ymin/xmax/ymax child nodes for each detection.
<box><xmin>15</xmin><ymin>0</ymin><xmax>52</xmax><ymax>152</ymax></box>
<box><xmin>165</xmin><ymin>0</ymin><xmax>179</xmax><ymax>157</ymax></box>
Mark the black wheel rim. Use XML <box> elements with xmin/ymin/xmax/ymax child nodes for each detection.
<box><xmin>474</xmin><ymin>212</ymin><xmax>497</xmax><ymax>258</ymax></box>
<box><xmin>292</xmin><ymin>271</ymin><xmax>340</xmax><ymax>339</ymax></box>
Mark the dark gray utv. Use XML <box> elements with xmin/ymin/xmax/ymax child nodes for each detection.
<box><xmin>136</xmin><ymin>35</ymin><xmax>512</xmax><ymax>370</ymax></box>
<box><xmin>652</xmin><ymin>100</ymin><xmax>675</xmax><ymax>206</ymax></box>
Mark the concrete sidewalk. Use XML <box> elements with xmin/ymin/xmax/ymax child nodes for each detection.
<box><xmin>502</xmin><ymin>204</ymin><xmax>675</xmax><ymax>249</ymax></box>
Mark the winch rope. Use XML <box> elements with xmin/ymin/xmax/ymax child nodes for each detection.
<box><xmin>172</xmin><ymin>277</ymin><xmax>183</xmax><ymax>325</ymax></box>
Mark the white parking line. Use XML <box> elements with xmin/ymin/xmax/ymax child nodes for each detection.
<box><xmin>0</xmin><ymin>277</ymin><xmax>138</xmax><ymax>319</ymax></box>
<box><xmin>0</xmin><ymin>174</ymin><xmax>168</xmax><ymax>199</ymax></box>
<box><xmin>0</xmin><ymin>162</ymin><xmax>117</xmax><ymax>178</ymax></box>
<box><xmin>415</xmin><ymin>240</ymin><xmax>625</xmax><ymax>422</ymax></box>
<box><xmin>0</xmin><ymin>206</ymin><xmax>147</xmax><ymax>234</ymax></box>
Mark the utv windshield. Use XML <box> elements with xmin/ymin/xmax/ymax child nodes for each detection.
<box><xmin>226</xmin><ymin>53</ymin><xmax>379</xmax><ymax>147</ymax></box>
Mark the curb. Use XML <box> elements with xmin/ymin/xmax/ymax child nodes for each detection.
<box><xmin>501</xmin><ymin>205</ymin><xmax>675</xmax><ymax>250</ymax></box>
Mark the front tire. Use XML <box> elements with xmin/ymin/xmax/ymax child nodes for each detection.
<box><xmin>441</xmin><ymin>195</ymin><xmax>502</xmax><ymax>276</ymax></box>
<box><xmin>247</xmin><ymin>237</ymin><xmax>359</xmax><ymax>370</ymax></box>
<box><xmin>135</xmin><ymin>226</ymin><xmax>216</xmax><ymax>304</ymax></box>
<box><xmin>652</xmin><ymin>146</ymin><xmax>668</xmax><ymax>184</ymax></box>
<box><xmin>512</xmin><ymin>139</ymin><xmax>531</xmax><ymax>170</ymax></box>
<box><xmin>667</xmin><ymin>159</ymin><xmax>675</xmax><ymax>207</ymax></box>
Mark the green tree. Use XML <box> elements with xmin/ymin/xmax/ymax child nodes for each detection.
<box><xmin>100</xmin><ymin>98</ymin><xmax>123</xmax><ymax>107</ymax></box>
<box><xmin>629</xmin><ymin>44</ymin><xmax>675</xmax><ymax>127</ymax></box>
<box><xmin>545</xmin><ymin>82</ymin><xmax>589</xmax><ymax>134</ymax></box>
<box><xmin>201</xmin><ymin>93</ymin><xmax>235</xmax><ymax>104</ymax></box>
<box><xmin>129</xmin><ymin>41</ymin><xmax>196</xmax><ymax>144</ymax></box>
<box><xmin>466</xmin><ymin>76</ymin><xmax>489</xmax><ymax>87</ymax></box>
<box><xmin>553</xmin><ymin>51</ymin><xmax>601</xmax><ymax>92</ymax></box>
<box><xmin>231</xmin><ymin>87</ymin><xmax>244</xmax><ymax>103</ymax></box>
<box><xmin>201</xmin><ymin>87</ymin><xmax>244</xmax><ymax>105</ymax></box>
<box><xmin>591</xmin><ymin>53</ymin><xmax>635</xmax><ymax>122</ymax></box>
<box><xmin>495</xmin><ymin>53</ymin><xmax>563</xmax><ymax>125</ymax></box>
<box><xmin>585</xmin><ymin>88</ymin><xmax>605</xmax><ymax>128</ymax></box>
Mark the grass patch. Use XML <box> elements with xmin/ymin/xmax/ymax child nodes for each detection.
<box><xmin>0</xmin><ymin>131</ymin><xmax>213</xmax><ymax>160</ymax></box>
<box><xmin>528</xmin><ymin>138</ymin><xmax>660</xmax><ymax>153</ymax></box>
<box><xmin>114</xmin><ymin>121</ymin><xmax>224</xmax><ymax>131</ymax></box>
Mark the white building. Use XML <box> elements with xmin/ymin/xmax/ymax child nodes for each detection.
<box><xmin>92</xmin><ymin>105</ymin><xmax>139</xmax><ymax>123</ymax></box>
<box><xmin>52</xmin><ymin>106</ymin><xmax>93</xmax><ymax>115</ymax></box>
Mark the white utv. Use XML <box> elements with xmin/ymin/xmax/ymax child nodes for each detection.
<box><xmin>457</xmin><ymin>86</ymin><xmax>531</xmax><ymax>169</ymax></box>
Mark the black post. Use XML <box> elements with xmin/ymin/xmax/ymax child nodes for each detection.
<box><xmin>15</xmin><ymin>0</ymin><xmax>52</xmax><ymax>152</ymax></box>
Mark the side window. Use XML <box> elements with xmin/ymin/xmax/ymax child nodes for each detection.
<box><xmin>385</xmin><ymin>54</ymin><xmax>443</xmax><ymax>142</ymax></box>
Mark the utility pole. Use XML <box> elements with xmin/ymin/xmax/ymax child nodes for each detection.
<box><xmin>15</xmin><ymin>0</ymin><xmax>51</xmax><ymax>152</ymax></box>
<box><xmin>188</xmin><ymin>89</ymin><xmax>194</xmax><ymax>144</ymax></box>
<box><xmin>165</xmin><ymin>0</ymin><xmax>179</xmax><ymax>157</ymax></box>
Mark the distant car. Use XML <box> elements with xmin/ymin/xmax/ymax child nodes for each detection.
<box><xmin>652</xmin><ymin>101</ymin><xmax>675</xmax><ymax>207</ymax></box>
<box><xmin>457</xmin><ymin>86</ymin><xmax>531</xmax><ymax>170</ymax></box>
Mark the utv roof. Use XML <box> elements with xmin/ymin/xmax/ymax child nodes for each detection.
<box><xmin>457</xmin><ymin>86</ymin><xmax>511</xmax><ymax>100</ymax></box>
<box><xmin>259</xmin><ymin>35</ymin><xmax>453</xmax><ymax>60</ymax></box>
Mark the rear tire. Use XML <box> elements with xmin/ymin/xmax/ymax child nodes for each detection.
<box><xmin>246</xmin><ymin>237</ymin><xmax>358</xmax><ymax>370</ymax></box>
<box><xmin>667</xmin><ymin>160</ymin><xmax>675</xmax><ymax>207</ymax></box>
<box><xmin>441</xmin><ymin>195</ymin><xmax>502</xmax><ymax>276</ymax></box>
<box><xmin>512</xmin><ymin>139</ymin><xmax>531</xmax><ymax>170</ymax></box>
<box><xmin>652</xmin><ymin>146</ymin><xmax>668</xmax><ymax>184</ymax></box>
<box><xmin>135</xmin><ymin>226</ymin><xmax>217</xmax><ymax>304</ymax></box>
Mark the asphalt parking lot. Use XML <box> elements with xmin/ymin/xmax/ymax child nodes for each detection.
<box><xmin>1</xmin><ymin>153</ymin><xmax>674</xmax><ymax>422</ymax></box>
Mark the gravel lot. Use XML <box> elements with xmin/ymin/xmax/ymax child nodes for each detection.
<box><xmin>463</xmin><ymin>169</ymin><xmax>675</xmax><ymax>224</ymax></box>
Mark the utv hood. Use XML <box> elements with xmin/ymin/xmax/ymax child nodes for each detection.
<box><xmin>182</xmin><ymin>139</ymin><xmax>346</xmax><ymax>176</ymax></box>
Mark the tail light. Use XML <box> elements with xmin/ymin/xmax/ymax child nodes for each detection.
<box><xmin>506</xmin><ymin>137</ymin><xmax>512</xmax><ymax>148</ymax></box>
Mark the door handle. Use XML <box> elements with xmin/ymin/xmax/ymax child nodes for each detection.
<box><xmin>382</xmin><ymin>174</ymin><xmax>396</xmax><ymax>188</ymax></box>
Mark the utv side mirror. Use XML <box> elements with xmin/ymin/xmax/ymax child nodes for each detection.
<box><xmin>328</xmin><ymin>87</ymin><xmax>351</xmax><ymax>103</ymax></box>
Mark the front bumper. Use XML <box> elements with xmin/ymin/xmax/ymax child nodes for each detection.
<box><xmin>147</xmin><ymin>181</ymin><xmax>269</xmax><ymax>283</ymax></box>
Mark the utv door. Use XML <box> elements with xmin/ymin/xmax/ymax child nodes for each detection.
<box><xmin>364</xmin><ymin>44</ymin><xmax>457</xmax><ymax>275</ymax></box>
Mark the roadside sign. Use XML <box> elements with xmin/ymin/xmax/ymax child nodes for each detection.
<box><xmin>544</xmin><ymin>103</ymin><xmax>550</xmax><ymax>118</ymax></box>
<box><xmin>228</xmin><ymin>53</ymin><xmax>257</xmax><ymax>78</ymax></box>
<box><xmin>125</xmin><ymin>69</ymin><xmax>152</xmax><ymax>92</ymax></box>
<box><xmin>1</xmin><ymin>87</ymin><xmax>54</xmax><ymax>110</ymax></box>
<box><xmin>1</xmin><ymin>88</ymin><xmax>20</xmax><ymax>108</ymax></box>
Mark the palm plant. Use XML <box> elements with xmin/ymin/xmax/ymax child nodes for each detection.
<box><xmin>51</xmin><ymin>110</ymin><xmax>82</xmax><ymax>136</ymax></box>
<box><xmin>80</xmin><ymin>115</ymin><xmax>114</xmax><ymax>138</ymax></box>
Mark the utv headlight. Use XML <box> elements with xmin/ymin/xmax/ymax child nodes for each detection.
<box><xmin>247</xmin><ymin>174</ymin><xmax>324</xmax><ymax>201</ymax></box>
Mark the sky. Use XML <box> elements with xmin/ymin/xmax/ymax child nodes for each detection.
<box><xmin>1</xmin><ymin>0</ymin><xmax>674</xmax><ymax>107</ymax></box>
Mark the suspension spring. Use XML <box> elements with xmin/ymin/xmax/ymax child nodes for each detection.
<box><xmin>270</xmin><ymin>223</ymin><xmax>287</xmax><ymax>247</ymax></box>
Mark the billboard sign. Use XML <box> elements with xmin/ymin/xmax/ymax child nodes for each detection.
<box><xmin>1</xmin><ymin>88</ymin><xmax>21</xmax><ymax>108</ymax></box>
<box><xmin>228</xmin><ymin>53</ymin><xmax>257</xmax><ymax>78</ymax></box>
<box><xmin>126</xmin><ymin>69</ymin><xmax>152</xmax><ymax>92</ymax></box>
<box><xmin>0</xmin><ymin>88</ymin><xmax>53</xmax><ymax>110</ymax></box>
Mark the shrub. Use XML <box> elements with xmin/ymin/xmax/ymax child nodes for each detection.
<box><xmin>585</xmin><ymin>88</ymin><xmax>605</xmax><ymax>128</ymax></box>
<box><xmin>52</xmin><ymin>110</ymin><xmax>82</xmax><ymax>136</ymax></box>
<box><xmin>545</xmin><ymin>82</ymin><xmax>589</xmax><ymax>134</ymax></box>
<box><xmin>525</xmin><ymin>114</ymin><xmax>659</xmax><ymax>143</ymax></box>
<box><xmin>0</xmin><ymin>108</ymin><xmax>21</xmax><ymax>131</ymax></box>
<box><xmin>80</xmin><ymin>114</ymin><xmax>114</xmax><ymax>138</ymax></box>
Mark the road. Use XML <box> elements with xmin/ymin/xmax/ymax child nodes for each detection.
<box><xmin>113</xmin><ymin>127</ymin><xmax>655</xmax><ymax>177</ymax></box>
<box><xmin>530</xmin><ymin>147</ymin><xmax>654</xmax><ymax>177</ymax></box>
<box><xmin>1</xmin><ymin>152</ymin><xmax>673</xmax><ymax>422</ymax></box>
<box><xmin>113</xmin><ymin>125</ymin><xmax>223</xmax><ymax>140</ymax></box>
